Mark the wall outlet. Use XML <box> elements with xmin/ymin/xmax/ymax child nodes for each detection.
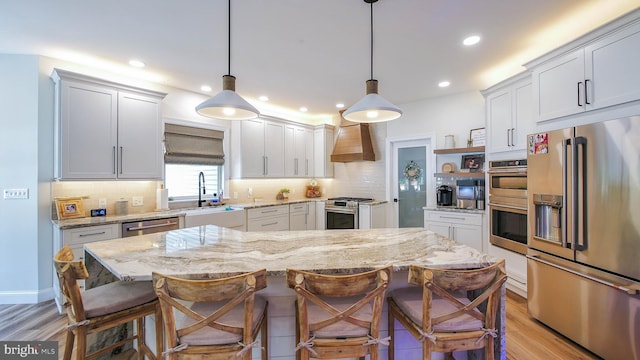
<box><xmin>247</xmin><ymin>187</ymin><xmax>253</xmax><ymax>197</ymax></box>
<box><xmin>132</xmin><ymin>196</ymin><xmax>144</xmax><ymax>206</ymax></box>
<box><xmin>233</xmin><ymin>192</ymin><xmax>238</xmax><ymax>199</ymax></box>
<box><xmin>98</xmin><ymin>198</ymin><xmax>107</xmax><ymax>208</ymax></box>
<box><xmin>3</xmin><ymin>188</ymin><xmax>28</xmax><ymax>199</ymax></box>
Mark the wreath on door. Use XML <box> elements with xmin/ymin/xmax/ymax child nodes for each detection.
<box><xmin>403</xmin><ymin>160</ymin><xmax>422</xmax><ymax>181</ymax></box>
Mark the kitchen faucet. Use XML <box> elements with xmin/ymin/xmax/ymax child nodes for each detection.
<box><xmin>198</xmin><ymin>171</ymin><xmax>206</xmax><ymax>207</ymax></box>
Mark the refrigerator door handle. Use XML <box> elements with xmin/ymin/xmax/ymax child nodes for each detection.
<box><xmin>527</xmin><ymin>254</ymin><xmax>639</xmax><ymax>295</ymax></box>
<box><xmin>575</xmin><ymin>136</ymin><xmax>588</xmax><ymax>251</ymax></box>
<box><xmin>562</xmin><ymin>138</ymin><xmax>571</xmax><ymax>249</ymax></box>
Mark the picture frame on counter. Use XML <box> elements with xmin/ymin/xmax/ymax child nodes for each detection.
<box><xmin>461</xmin><ymin>154</ymin><xmax>485</xmax><ymax>173</ymax></box>
<box><xmin>469</xmin><ymin>127</ymin><xmax>486</xmax><ymax>147</ymax></box>
<box><xmin>55</xmin><ymin>197</ymin><xmax>85</xmax><ymax>219</ymax></box>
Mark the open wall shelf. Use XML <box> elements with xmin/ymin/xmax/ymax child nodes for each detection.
<box><xmin>433</xmin><ymin>146</ymin><xmax>485</xmax><ymax>155</ymax></box>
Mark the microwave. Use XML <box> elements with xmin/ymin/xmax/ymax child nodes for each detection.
<box><xmin>456</xmin><ymin>179</ymin><xmax>484</xmax><ymax>209</ymax></box>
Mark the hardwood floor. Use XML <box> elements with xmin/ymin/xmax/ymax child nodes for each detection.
<box><xmin>0</xmin><ymin>290</ymin><xmax>600</xmax><ymax>359</ymax></box>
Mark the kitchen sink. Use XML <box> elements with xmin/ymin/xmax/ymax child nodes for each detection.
<box><xmin>182</xmin><ymin>206</ymin><xmax>238</xmax><ymax>215</ymax></box>
<box><xmin>183</xmin><ymin>206</ymin><xmax>245</xmax><ymax>230</ymax></box>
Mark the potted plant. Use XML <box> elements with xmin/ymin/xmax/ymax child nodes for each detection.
<box><xmin>279</xmin><ymin>188</ymin><xmax>290</xmax><ymax>200</ymax></box>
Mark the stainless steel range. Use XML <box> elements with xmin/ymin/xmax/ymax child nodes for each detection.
<box><xmin>325</xmin><ymin>197</ymin><xmax>373</xmax><ymax>229</ymax></box>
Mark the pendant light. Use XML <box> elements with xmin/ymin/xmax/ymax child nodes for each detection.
<box><xmin>196</xmin><ymin>0</ymin><xmax>259</xmax><ymax>120</ymax></box>
<box><xmin>343</xmin><ymin>0</ymin><xmax>402</xmax><ymax>123</ymax></box>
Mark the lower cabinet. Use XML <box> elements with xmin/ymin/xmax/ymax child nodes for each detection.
<box><xmin>289</xmin><ymin>202</ymin><xmax>316</xmax><ymax>230</ymax></box>
<box><xmin>359</xmin><ymin>203</ymin><xmax>386</xmax><ymax>229</ymax></box>
<box><xmin>246</xmin><ymin>205</ymin><xmax>289</xmax><ymax>231</ymax></box>
<box><xmin>424</xmin><ymin>210</ymin><xmax>484</xmax><ymax>252</ymax></box>
<box><xmin>53</xmin><ymin>223</ymin><xmax>120</xmax><ymax>311</ymax></box>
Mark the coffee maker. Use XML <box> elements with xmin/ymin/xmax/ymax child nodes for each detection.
<box><xmin>436</xmin><ymin>185</ymin><xmax>454</xmax><ymax>206</ymax></box>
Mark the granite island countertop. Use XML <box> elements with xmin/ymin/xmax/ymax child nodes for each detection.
<box><xmin>84</xmin><ymin>227</ymin><xmax>495</xmax><ymax>281</ymax></box>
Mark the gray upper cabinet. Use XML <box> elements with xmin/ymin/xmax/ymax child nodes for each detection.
<box><xmin>52</xmin><ymin>69</ymin><xmax>166</xmax><ymax>180</ymax></box>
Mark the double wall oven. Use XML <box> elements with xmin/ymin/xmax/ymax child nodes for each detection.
<box><xmin>325</xmin><ymin>197</ymin><xmax>373</xmax><ymax>229</ymax></box>
<box><xmin>488</xmin><ymin>159</ymin><xmax>528</xmax><ymax>254</ymax></box>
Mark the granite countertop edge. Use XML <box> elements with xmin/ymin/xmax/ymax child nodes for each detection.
<box><xmin>53</xmin><ymin>198</ymin><xmax>331</xmax><ymax>229</ymax></box>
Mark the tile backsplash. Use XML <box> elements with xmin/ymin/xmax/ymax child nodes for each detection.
<box><xmin>51</xmin><ymin>180</ymin><xmax>160</xmax><ymax>218</ymax></box>
<box><xmin>51</xmin><ymin>178</ymin><xmax>335</xmax><ymax>219</ymax></box>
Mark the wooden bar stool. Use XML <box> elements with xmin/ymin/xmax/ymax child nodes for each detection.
<box><xmin>53</xmin><ymin>245</ymin><xmax>163</xmax><ymax>360</ymax></box>
<box><xmin>152</xmin><ymin>269</ymin><xmax>268</xmax><ymax>360</ymax></box>
<box><xmin>387</xmin><ymin>260</ymin><xmax>506</xmax><ymax>360</ymax></box>
<box><xmin>286</xmin><ymin>266</ymin><xmax>392</xmax><ymax>360</ymax></box>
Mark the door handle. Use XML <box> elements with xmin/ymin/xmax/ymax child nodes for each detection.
<box><xmin>511</xmin><ymin>128</ymin><xmax>516</xmax><ymax>146</ymax></box>
<box><xmin>577</xmin><ymin>82</ymin><xmax>583</xmax><ymax>107</ymax></box>
<box><xmin>584</xmin><ymin>79</ymin><xmax>591</xmax><ymax>105</ymax></box>
<box><xmin>119</xmin><ymin>146</ymin><xmax>123</xmax><ymax>174</ymax></box>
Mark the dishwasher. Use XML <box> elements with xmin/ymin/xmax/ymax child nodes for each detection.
<box><xmin>121</xmin><ymin>217</ymin><xmax>180</xmax><ymax>237</ymax></box>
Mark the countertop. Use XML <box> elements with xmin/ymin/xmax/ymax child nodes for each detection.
<box><xmin>53</xmin><ymin>198</ymin><xmax>388</xmax><ymax>229</ymax></box>
<box><xmin>423</xmin><ymin>206</ymin><xmax>486</xmax><ymax>215</ymax></box>
<box><xmin>84</xmin><ymin>227</ymin><xmax>495</xmax><ymax>281</ymax></box>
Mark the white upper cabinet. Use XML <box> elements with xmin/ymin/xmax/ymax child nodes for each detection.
<box><xmin>483</xmin><ymin>73</ymin><xmax>533</xmax><ymax>153</ymax></box>
<box><xmin>233</xmin><ymin>118</ymin><xmax>284</xmax><ymax>178</ymax></box>
<box><xmin>285</xmin><ymin>124</ymin><xmax>312</xmax><ymax>177</ymax></box>
<box><xmin>232</xmin><ymin>119</ymin><xmax>331</xmax><ymax>179</ymax></box>
<box><xmin>528</xmin><ymin>12</ymin><xmax>640</xmax><ymax>123</ymax></box>
<box><xmin>313</xmin><ymin>125</ymin><xmax>334</xmax><ymax>178</ymax></box>
<box><xmin>52</xmin><ymin>69</ymin><xmax>166</xmax><ymax>180</ymax></box>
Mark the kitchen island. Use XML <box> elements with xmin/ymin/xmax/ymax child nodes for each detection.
<box><xmin>84</xmin><ymin>227</ymin><xmax>503</xmax><ymax>360</ymax></box>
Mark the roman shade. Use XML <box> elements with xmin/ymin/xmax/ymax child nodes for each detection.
<box><xmin>164</xmin><ymin>124</ymin><xmax>224</xmax><ymax>165</ymax></box>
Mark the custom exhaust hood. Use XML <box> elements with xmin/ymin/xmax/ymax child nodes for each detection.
<box><xmin>330</xmin><ymin>114</ymin><xmax>376</xmax><ymax>162</ymax></box>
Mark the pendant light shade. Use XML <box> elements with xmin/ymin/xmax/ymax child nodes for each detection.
<box><xmin>196</xmin><ymin>0</ymin><xmax>259</xmax><ymax>120</ymax></box>
<box><xmin>343</xmin><ymin>0</ymin><xmax>401</xmax><ymax>123</ymax></box>
<box><xmin>196</xmin><ymin>75</ymin><xmax>259</xmax><ymax>120</ymax></box>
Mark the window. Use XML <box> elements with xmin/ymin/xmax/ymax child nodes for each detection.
<box><xmin>163</xmin><ymin>123</ymin><xmax>225</xmax><ymax>201</ymax></box>
<box><xmin>165</xmin><ymin>164</ymin><xmax>222</xmax><ymax>200</ymax></box>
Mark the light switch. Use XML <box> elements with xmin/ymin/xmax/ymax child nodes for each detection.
<box><xmin>3</xmin><ymin>188</ymin><xmax>28</xmax><ymax>199</ymax></box>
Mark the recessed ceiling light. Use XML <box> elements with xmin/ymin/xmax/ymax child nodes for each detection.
<box><xmin>463</xmin><ymin>35</ymin><xmax>481</xmax><ymax>46</ymax></box>
<box><xmin>259</xmin><ymin>95</ymin><xmax>269</xmax><ymax>102</ymax></box>
<box><xmin>438</xmin><ymin>81</ymin><xmax>451</xmax><ymax>88</ymax></box>
<box><xmin>336</xmin><ymin>103</ymin><xmax>345</xmax><ymax>109</ymax></box>
<box><xmin>128</xmin><ymin>59</ymin><xmax>145</xmax><ymax>68</ymax></box>
<box><xmin>200</xmin><ymin>85</ymin><xmax>212</xmax><ymax>92</ymax></box>
<box><xmin>299</xmin><ymin>107</ymin><xmax>308</xmax><ymax>112</ymax></box>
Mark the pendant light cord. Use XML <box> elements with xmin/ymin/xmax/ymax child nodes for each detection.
<box><xmin>369</xmin><ymin>1</ymin><xmax>374</xmax><ymax>80</ymax></box>
<box><xmin>227</xmin><ymin>0</ymin><xmax>231</xmax><ymax>76</ymax></box>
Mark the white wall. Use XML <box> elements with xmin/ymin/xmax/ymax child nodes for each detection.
<box><xmin>389</xmin><ymin>91</ymin><xmax>485</xmax><ymax>147</ymax></box>
<box><xmin>0</xmin><ymin>55</ymin><xmax>53</xmax><ymax>303</ymax></box>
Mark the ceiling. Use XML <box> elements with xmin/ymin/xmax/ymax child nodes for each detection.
<box><xmin>1</xmin><ymin>0</ymin><xmax>638</xmax><ymax>120</ymax></box>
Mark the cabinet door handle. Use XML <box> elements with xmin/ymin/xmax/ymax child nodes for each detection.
<box><xmin>262</xmin><ymin>156</ymin><xmax>267</xmax><ymax>176</ymax></box>
<box><xmin>577</xmin><ymin>82</ymin><xmax>583</xmax><ymax>106</ymax></box>
<box><xmin>584</xmin><ymin>79</ymin><xmax>591</xmax><ymax>105</ymax></box>
<box><xmin>511</xmin><ymin>127</ymin><xmax>516</xmax><ymax>146</ymax></box>
<box><xmin>265</xmin><ymin>156</ymin><xmax>269</xmax><ymax>176</ymax></box>
<box><xmin>112</xmin><ymin>146</ymin><xmax>116</xmax><ymax>174</ymax></box>
<box><xmin>506</xmin><ymin>129</ymin><xmax>511</xmax><ymax>147</ymax></box>
<box><xmin>305</xmin><ymin>159</ymin><xmax>309</xmax><ymax>176</ymax></box>
<box><xmin>119</xmin><ymin>146</ymin><xmax>123</xmax><ymax>174</ymax></box>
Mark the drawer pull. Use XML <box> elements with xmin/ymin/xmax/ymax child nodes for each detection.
<box><xmin>261</xmin><ymin>209</ymin><xmax>278</xmax><ymax>214</ymax></box>
<box><xmin>262</xmin><ymin>222</ymin><xmax>278</xmax><ymax>227</ymax></box>
<box><xmin>79</xmin><ymin>231</ymin><xmax>107</xmax><ymax>237</ymax></box>
<box><xmin>440</xmin><ymin>216</ymin><xmax>465</xmax><ymax>221</ymax></box>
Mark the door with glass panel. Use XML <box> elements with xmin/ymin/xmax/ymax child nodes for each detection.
<box><xmin>394</xmin><ymin>142</ymin><xmax>429</xmax><ymax>227</ymax></box>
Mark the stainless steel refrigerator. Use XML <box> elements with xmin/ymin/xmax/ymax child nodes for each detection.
<box><xmin>527</xmin><ymin>116</ymin><xmax>640</xmax><ymax>360</ymax></box>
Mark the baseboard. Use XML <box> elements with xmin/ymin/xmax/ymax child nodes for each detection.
<box><xmin>506</xmin><ymin>275</ymin><xmax>527</xmax><ymax>298</ymax></box>
<box><xmin>0</xmin><ymin>287</ymin><xmax>54</xmax><ymax>304</ymax></box>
